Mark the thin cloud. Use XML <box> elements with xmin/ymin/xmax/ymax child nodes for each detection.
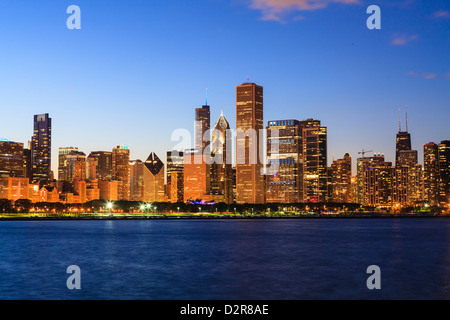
<box><xmin>391</xmin><ymin>34</ymin><xmax>418</xmax><ymax>46</ymax></box>
<box><xmin>446</xmin><ymin>73</ymin><xmax>450</xmax><ymax>79</ymax></box>
<box><xmin>422</xmin><ymin>72</ymin><xmax>438</xmax><ymax>79</ymax></box>
<box><xmin>406</xmin><ymin>71</ymin><xmax>439</xmax><ymax>79</ymax></box>
<box><xmin>433</xmin><ymin>10</ymin><xmax>450</xmax><ymax>18</ymax></box>
<box><xmin>247</xmin><ymin>0</ymin><xmax>359</xmax><ymax>23</ymax></box>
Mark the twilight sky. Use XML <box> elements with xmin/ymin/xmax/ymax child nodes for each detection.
<box><xmin>0</xmin><ymin>0</ymin><xmax>449</xmax><ymax>176</ymax></box>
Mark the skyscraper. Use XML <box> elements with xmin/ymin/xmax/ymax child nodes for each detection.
<box><xmin>195</xmin><ymin>104</ymin><xmax>211</xmax><ymax>154</ymax></box>
<box><xmin>88</xmin><ymin>151</ymin><xmax>113</xmax><ymax>181</ymax></box>
<box><xmin>331</xmin><ymin>153</ymin><xmax>352</xmax><ymax>203</ymax></box>
<box><xmin>266</xmin><ymin>119</ymin><xmax>302</xmax><ymax>203</ymax></box>
<box><xmin>58</xmin><ymin>147</ymin><xmax>79</xmax><ymax>181</ymax></box>
<box><xmin>0</xmin><ymin>140</ymin><xmax>25</xmax><ymax>178</ymax></box>
<box><xmin>236</xmin><ymin>81</ymin><xmax>264</xmax><ymax>204</ymax></box>
<box><xmin>438</xmin><ymin>141</ymin><xmax>450</xmax><ymax>208</ymax></box>
<box><xmin>143</xmin><ymin>152</ymin><xmax>165</xmax><ymax>202</ymax></box>
<box><xmin>31</xmin><ymin>113</ymin><xmax>51</xmax><ymax>185</ymax></box>
<box><xmin>424</xmin><ymin>142</ymin><xmax>440</xmax><ymax>206</ymax></box>
<box><xmin>356</xmin><ymin>154</ymin><xmax>386</xmax><ymax>205</ymax></box>
<box><xmin>300</xmin><ymin>119</ymin><xmax>327</xmax><ymax>203</ymax></box>
<box><xmin>112</xmin><ymin>145</ymin><xmax>130</xmax><ymax>201</ymax></box>
<box><xmin>395</xmin><ymin>108</ymin><xmax>411</xmax><ymax>166</ymax></box>
<box><xmin>210</xmin><ymin>111</ymin><xmax>233</xmax><ymax>204</ymax></box>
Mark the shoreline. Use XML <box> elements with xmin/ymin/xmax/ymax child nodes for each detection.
<box><xmin>0</xmin><ymin>213</ymin><xmax>446</xmax><ymax>221</ymax></box>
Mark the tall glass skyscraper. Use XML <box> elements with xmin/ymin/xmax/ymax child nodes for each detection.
<box><xmin>31</xmin><ymin>113</ymin><xmax>51</xmax><ymax>185</ymax></box>
<box><xmin>236</xmin><ymin>81</ymin><xmax>265</xmax><ymax>204</ymax></box>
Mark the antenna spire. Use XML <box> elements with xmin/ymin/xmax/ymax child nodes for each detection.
<box><xmin>406</xmin><ymin>104</ymin><xmax>408</xmax><ymax>132</ymax></box>
<box><xmin>205</xmin><ymin>88</ymin><xmax>208</xmax><ymax>106</ymax></box>
<box><xmin>399</xmin><ymin>108</ymin><xmax>401</xmax><ymax>132</ymax></box>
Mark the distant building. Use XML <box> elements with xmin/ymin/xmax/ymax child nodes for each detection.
<box><xmin>363</xmin><ymin>156</ymin><xmax>394</xmax><ymax>207</ymax></box>
<box><xmin>424</xmin><ymin>142</ymin><xmax>440</xmax><ymax>206</ymax></box>
<box><xmin>98</xmin><ymin>180</ymin><xmax>118</xmax><ymax>201</ymax></box>
<box><xmin>31</xmin><ymin>114</ymin><xmax>52</xmax><ymax>185</ymax></box>
<box><xmin>266</xmin><ymin>119</ymin><xmax>302</xmax><ymax>203</ymax></box>
<box><xmin>0</xmin><ymin>177</ymin><xmax>29</xmax><ymax>201</ymax></box>
<box><xmin>58</xmin><ymin>147</ymin><xmax>78</xmax><ymax>181</ymax></box>
<box><xmin>112</xmin><ymin>145</ymin><xmax>130</xmax><ymax>200</ymax></box>
<box><xmin>235</xmin><ymin>82</ymin><xmax>265</xmax><ymax>204</ymax></box>
<box><xmin>88</xmin><ymin>151</ymin><xmax>113</xmax><ymax>181</ymax></box>
<box><xmin>438</xmin><ymin>141</ymin><xmax>450</xmax><ymax>208</ymax></box>
<box><xmin>331</xmin><ymin>153</ymin><xmax>352</xmax><ymax>203</ymax></box>
<box><xmin>0</xmin><ymin>140</ymin><xmax>25</xmax><ymax>178</ymax></box>
<box><xmin>300</xmin><ymin>119</ymin><xmax>327</xmax><ymax>203</ymax></box>
<box><xmin>210</xmin><ymin>111</ymin><xmax>233</xmax><ymax>204</ymax></box>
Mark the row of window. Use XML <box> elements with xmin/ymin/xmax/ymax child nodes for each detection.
<box><xmin>268</xmin><ymin>181</ymin><xmax>296</xmax><ymax>185</ymax></box>
<box><xmin>268</xmin><ymin>158</ymin><xmax>296</xmax><ymax>164</ymax></box>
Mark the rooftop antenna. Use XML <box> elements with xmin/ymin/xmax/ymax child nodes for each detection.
<box><xmin>205</xmin><ymin>88</ymin><xmax>208</xmax><ymax>106</ymax></box>
<box><xmin>247</xmin><ymin>76</ymin><xmax>250</xmax><ymax>83</ymax></box>
<box><xmin>406</xmin><ymin>105</ymin><xmax>408</xmax><ymax>132</ymax></box>
<box><xmin>398</xmin><ymin>108</ymin><xmax>401</xmax><ymax>132</ymax></box>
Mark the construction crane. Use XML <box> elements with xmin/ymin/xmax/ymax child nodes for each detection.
<box><xmin>358</xmin><ymin>149</ymin><xmax>373</xmax><ymax>158</ymax></box>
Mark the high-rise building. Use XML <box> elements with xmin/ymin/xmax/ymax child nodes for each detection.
<box><xmin>112</xmin><ymin>145</ymin><xmax>130</xmax><ymax>201</ymax></box>
<box><xmin>424</xmin><ymin>142</ymin><xmax>440</xmax><ymax>206</ymax></box>
<box><xmin>167</xmin><ymin>151</ymin><xmax>184</xmax><ymax>186</ymax></box>
<box><xmin>357</xmin><ymin>154</ymin><xmax>386</xmax><ymax>205</ymax></box>
<box><xmin>184</xmin><ymin>148</ymin><xmax>211</xmax><ymax>203</ymax></box>
<box><xmin>88</xmin><ymin>151</ymin><xmax>113</xmax><ymax>181</ymax></box>
<box><xmin>169</xmin><ymin>171</ymin><xmax>184</xmax><ymax>203</ymax></box>
<box><xmin>266</xmin><ymin>119</ymin><xmax>302</xmax><ymax>203</ymax></box>
<box><xmin>236</xmin><ymin>81</ymin><xmax>264</xmax><ymax>204</ymax></box>
<box><xmin>130</xmin><ymin>160</ymin><xmax>145</xmax><ymax>201</ymax></box>
<box><xmin>210</xmin><ymin>111</ymin><xmax>233</xmax><ymax>204</ymax></box>
<box><xmin>143</xmin><ymin>152</ymin><xmax>165</xmax><ymax>202</ymax></box>
<box><xmin>65</xmin><ymin>151</ymin><xmax>86</xmax><ymax>182</ymax></box>
<box><xmin>195</xmin><ymin>104</ymin><xmax>211</xmax><ymax>154</ymax></box>
<box><xmin>395</xmin><ymin>108</ymin><xmax>411</xmax><ymax>166</ymax></box>
<box><xmin>438</xmin><ymin>141</ymin><xmax>450</xmax><ymax>208</ymax></box>
<box><xmin>331</xmin><ymin>153</ymin><xmax>352</xmax><ymax>203</ymax></box>
<box><xmin>31</xmin><ymin>113</ymin><xmax>52</xmax><ymax>185</ymax></box>
<box><xmin>58</xmin><ymin>147</ymin><xmax>78</xmax><ymax>181</ymax></box>
<box><xmin>364</xmin><ymin>157</ymin><xmax>395</xmax><ymax>207</ymax></box>
<box><xmin>300</xmin><ymin>119</ymin><xmax>327</xmax><ymax>203</ymax></box>
<box><xmin>0</xmin><ymin>140</ymin><xmax>25</xmax><ymax>178</ymax></box>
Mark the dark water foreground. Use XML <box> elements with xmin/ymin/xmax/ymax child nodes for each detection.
<box><xmin>0</xmin><ymin>218</ymin><xmax>449</xmax><ymax>300</ymax></box>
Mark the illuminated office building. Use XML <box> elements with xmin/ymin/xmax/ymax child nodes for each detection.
<box><xmin>363</xmin><ymin>157</ymin><xmax>394</xmax><ymax>207</ymax></box>
<box><xmin>143</xmin><ymin>152</ymin><xmax>165</xmax><ymax>202</ymax></box>
<box><xmin>183</xmin><ymin>148</ymin><xmax>211</xmax><ymax>202</ymax></box>
<box><xmin>65</xmin><ymin>151</ymin><xmax>86</xmax><ymax>182</ymax></box>
<box><xmin>395</xmin><ymin>108</ymin><xmax>411</xmax><ymax>166</ymax></box>
<box><xmin>195</xmin><ymin>104</ymin><xmax>211</xmax><ymax>154</ymax></box>
<box><xmin>210</xmin><ymin>111</ymin><xmax>233</xmax><ymax>204</ymax></box>
<box><xmin>112</xmin><ymin>145</ymin><xmax>130</xmax><ymax>201</ymax></box>
<box><xmin>58</xmin><ymin>147</ymin><xmax>78</xmax><ymax>181</ymax></box>
<box><xmin>424</xmin><ymin>142</ymin><xmax>440</xmax><ymax>206</ymax></box>
<box><xmin>0</xmin><ymin>140</ymin><xmax>25</xmax><ymax>178</ymax></box>
<box><xmin>236</xmin><ymin>81</ymin><xmax>264</xmax><ymax>204</ymax></box>
<box><xmin>31</xmin><ymin>114</ymin><xmax>52</xmax><ymax>185</ymax></box>
<box><xmin>438</xmin><ymin>141</ymin><xmax>450</xmax><ymax>208</ymax></box>
<box><xmin>356</xmin><ymin>154</ymin><xmax>386</xmax><ymax>205</ymax></box>
<box><xmin>300</xmin><ymin>119</ymin><xmax>327</xmax><ymax>203</ymax></box>
<box><xmin>331</xmin><ymin>153</ymin><xmax>352</xmax><ymax>203</ymax></box>
<box><xmin>88</xmin><ymin>151</ymin><xmax>113</xmax><ymax>181</ymax></box>
<box><xmin>266</xmin><ymin>119</ymin><xmax>302</xmax><ymax>203</ymax></box>
<box><xmin>170</xmin><ymin>171</ymin><xmax>184</xmax><ymax>203</ymax></box>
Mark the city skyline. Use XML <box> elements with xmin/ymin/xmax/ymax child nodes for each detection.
<box><xmin>0</xmin><ymin>0</ymin><xmax>449</xmax><ymax>177</ymax></box>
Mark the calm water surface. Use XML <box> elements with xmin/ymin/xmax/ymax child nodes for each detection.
<box><xmin>0</xmin><ymin>218</ymin><xmax>449</xmax><ymax>300</ymax></box>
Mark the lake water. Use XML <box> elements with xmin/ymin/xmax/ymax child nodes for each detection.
<box><xmin>0</xmin><ymin>218</ymin><xmax>449</xmax><ymax>300</ymax></box>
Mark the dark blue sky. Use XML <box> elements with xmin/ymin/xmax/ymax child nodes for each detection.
<box><xmin>0</xmin><ymin>0</ymin><xmax>449</xmax><ymax>175</ymax></box>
